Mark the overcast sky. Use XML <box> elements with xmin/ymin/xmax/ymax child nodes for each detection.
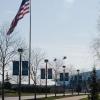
<box><xmin>0</xmin><ymin>0</ymin><xmax>100</xmax><ymax>71</ymax></box>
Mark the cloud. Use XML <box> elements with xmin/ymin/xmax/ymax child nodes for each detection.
<box><xmin>65</xmin><ymin>0</ymin><xmax>75</xmax><ymax>4</ymax></box>
<box><xmin>64</xmin><ymin>0</ymin><xmax>76</xmax><ymax>8</ymax></box>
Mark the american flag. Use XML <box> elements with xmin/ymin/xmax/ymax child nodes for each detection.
<box><xmin>7</xmin><ymin>0</ymin><xmax>30</xmax><ymax>35</ymax></box>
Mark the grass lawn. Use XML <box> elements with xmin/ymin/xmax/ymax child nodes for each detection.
<box><xmin>0</xmin><ymin>90</ymin><xmax>38</xmax><ymax>97</ymax></box>
<box><xmin>80</xmin><ymin>95</ymin><xmax>100</xmax><ymax>100</ymax></box>
<box><xmin>5</xmin><ymin>92</ymin><xmax>34</xmax><ymax>97</ymax></box>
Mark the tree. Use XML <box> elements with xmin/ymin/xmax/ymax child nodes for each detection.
<box><xmin>4</xmin><ymin>72</ymin><xmax>11</xmax><ymax>90</ymax></box>
<box><xmin>92</xmin><ymin>35</ymin><xmax>100</xmax><ymax>60</ymax></box>
<box><xmin>0</xmin><ymin>25</ymin><xmax>22</xmax><ymax>99</ymax></box>
<box><xmin>67</xmin><ymin>64</ymin><xmax>76</xmax><ymax>95</ymax></box>
<box><xmin>30</xmin><ymin>48</ymin><xmax>46</xmax><ymax>85</ymax></box>
<box><xmin>17</xmin><ymin>47</ymin><xmax>46</xmax><ymax>84</ymax></box>
<box><xmin>90</xmin><ymin>67</ymin><xmax>99</xmax><ymax>100</ymax></box>
<box><xmin>53</xmin><ymin>58</ymin><xmax>63</xmax><ymax>96</ymax></box>
<box><xmin>29</xmin><ymin>48</ymin><xmax>45</xmax><ymax>99</ymax></box>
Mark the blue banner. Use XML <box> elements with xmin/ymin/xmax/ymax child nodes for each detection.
<box><xmin>13</xmin><ymin>61</ymin><xmax>19</xmax><ymax>75</ymax></box>
<box><xmin>65</xmin><ymin>73</ymin><xmax>69</xmax><ymax>81</ymax></box>
<box><xmin>22</xmin><ymin>61</ymin><xmax>28</xmax><ymax>76</ymax></box>
<box><xmin>60</xmin><ymin>73</ymin><xmax>69</xmax><ymax>81</ymax></box>
<box><xmin>48</xmin><ymin>68</ymin><xmax>52</xmax><ymax>79</ymax></box>
<box><xmin>13</xmin><ymin>61</ymin><xmax>28</xmax><ymax>76</ymax></box>
<box><xmin>60</xmin><ymin>73</ymin><xmax>63</xmax><ymax>81</ymax></box>
<box><xmin>41</xmin><ymin>68</ymin><xmax>45</xmax><ymax>79</ymax></box>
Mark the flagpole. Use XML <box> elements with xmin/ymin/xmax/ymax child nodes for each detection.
<box><xmin>29</xmin><ymin>0</ymin><xmax>31</xmax><ymax>85</ymax></box>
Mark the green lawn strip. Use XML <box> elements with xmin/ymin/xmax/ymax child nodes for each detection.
<box><xmin>5</xmin><ymin>92</ymin><xmax>34</xmax><ymax>97</ymax></box>
<box><xmin>0</xmin><ymin>89</ymin><xmax>50</xmax><ymax>97</ymax></box>
<box><xmin>4</xmin><ymin>92</ymin><xmax>49</xmax><ymax>97</ymax></box>
<box><xmin>80</xmin><ymin>98</ymin><xmax>100</xmax><ymax>100</ymax></box>
<box><xmin>80</xmin><ymin>98</ymin><xmax>88</xmax><ymax>100</ymax></box>
<box><xmin>25</xmin><ymin>94</ymin><xmax>87</xmax><ymax>100</ymax></box>
<box><xmin>80</xmin><ymin>95</ymin><xmax>100</xmax><ymax>100</ymax></box>
<box><xmin>0</xmin><ymin>92</ymin><xmax>60</xmax><ymax>97</ymax></box>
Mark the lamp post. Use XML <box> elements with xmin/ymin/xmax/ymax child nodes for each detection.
<box><xmin>77</xmin><ymin>69</ymin><xmax>80</xmax><ymax>95</ymax></box>
<box><xmin>18</xmin><ymin>48</ymin><xmax>23</xmax><ymax>100</ymax></box>
<box><xmin>62</xmin><ymin>56</ymin><xmax>67</xmax><ymax>96</ymax></box>
<box><xmin>44</xmin><ymin>59</ymin><xmax>48</xmax><ymax>98</ymax></box>
<box><xmin>34</xmin><ymin>72</ymin><xmax>36</xmax><ymax>100</ymax></box>
<box><xmin>63</xmin><ymin>65</ymin><xmax>66</xmax><ymax>96</ymax></box>
<box><xmin>71</xmin><ymin>75</ymin><xmax>74</xmax><ymax>95</ymax></box>
<box><xmin>2</xmin><ymin>57</ymin><xmax>5</xmax><ymax>100</ymax></box>
<box><xmin>54</xmin><ymin>58</ymin><xmax>57</xmax><ymax>97</ymax></box>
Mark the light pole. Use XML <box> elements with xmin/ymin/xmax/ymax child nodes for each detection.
<box><xmin>63</xmin><ymin>65</ymin><xmax>66</xmax><ymax>96</ymax></box>
<box><xmin>34</xmin><ymin>72</ymin><xmax>36</xmax><ymax>100</ymax></box>
<box><xmin>18</xmin><ymin>48</ymin><xmax>23</xmax><ymax>100</ymax></box>
<box><xmin>71</xmin><ymin>75</ymin><xmax>74</xmax><ymax>95</ymax></box>
<box><xmin>62</xmin><ymin>56</ymin><xmax>67</xmax><ymax>96</ymax></box>
<box><xmin>77</xmin><ymin>69</ymin><xmax>80</xmax><ymax>95</ymax></box>
<box><xmin>54</xmin><ymin>58</ymin><xmax>57</xmax><ymax>97</ymax></box>
<box><xmin>44</xmin><ymin>59</ymin><xmax>48</xmax><ymax>98</ymax></box>
<box><xmin>2</xmin><ymin>57</ymin><xmax>5</xmax><ymax>100</ymax></box>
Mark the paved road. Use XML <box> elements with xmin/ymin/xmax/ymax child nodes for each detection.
<box><xmin>1</xmin><ymin>94</ymin><xmax>55</xmax><ymax>100</ymax></box>
<box><xmin>0</xmin><ymin>94</ymin><xmax>87</xmax><ymax>100</ymax></box>
<box><xmin>56</xmin><ymin>95</ymin><xmax>87</xmax><ymax>100</ymax></box>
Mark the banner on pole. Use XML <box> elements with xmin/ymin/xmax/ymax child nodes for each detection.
<box><xmin>60</xmin><ymin>73</ymin><xmax>63</xmax><ymax>81</ymax></box>
<box><xmin>60</xmin><ymin>73</ymin><xmax>69</xmax><ymax>81</ymax></box>
<box><xmin>13</xmin><ymin>61</ymin><xmax>19</xmax><ymax>75</ymax></box>
<box><xmin>41</xmin><ymin>68</ymin><xmax>45</xmax><ymax>79</ymax></box>
<box><xmin>65</xmin><ymin>73</ymin><xmax>69</xmax><ymax>81</ymax></box>
<box><xmin>13</xmin><ymin>61</ymin><xmax>28</xmax><ymax>76</ymax></box>
<box><xmin>48</xmin><ymin>68</ymin><xmax>52</xmax><ymax>79</ymax></box>
<box><xmin>22</xmin><ymin>61</ymin><xmax>28</xmax><ymax>76</ymax></box>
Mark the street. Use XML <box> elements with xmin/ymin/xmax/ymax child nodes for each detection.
<box><xmin>0</xmin><ymin>94</ymin><xmax>87</xmax><ymax>100</ymax></box>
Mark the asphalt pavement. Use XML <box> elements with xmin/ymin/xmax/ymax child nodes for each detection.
<box><xmin>0</xmin><ymin>93</ymin><xmax>87</xmax><ymax>100</ymax></box>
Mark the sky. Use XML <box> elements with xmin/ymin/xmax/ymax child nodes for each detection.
<box><xmin>0</xmin><ymin>0</ymin><xmax>100</xmax><ymax>71</ymax></box>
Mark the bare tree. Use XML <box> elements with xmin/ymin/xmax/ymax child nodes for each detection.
<box><xmin>67</xmin><ymin>64</ymin><xmax>76</xmax><ymax>95</ymax></box>
<box><xmin>52</xmin><ymin>58</ymin><xmax>63</xmax><ymax>96</ymax></box>
<box><xmin>18</xmin><ymin>47</ymin><xmax>46</xmax><ymax>85</ymax></box>
<box><xmin>29</xmin><ymin>48</ymin><xmax>45</xmax><ymax>99</ymax></box>
<box><xmin>92</xmin><ymin>35</ymin><xmax>100</xmax><ymax>60</ymax></box>
<box><xmin>30</xmin><ymin>48</ymin><xmax>46</xmax><ymax>84</ymax></box>
<box><xmin>0</xmin><ymin>24</ymin><xmax>23</xmax><ymax>99</ymax></box>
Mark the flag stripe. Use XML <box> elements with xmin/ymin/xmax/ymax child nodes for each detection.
<box><xmin>18</xmin><ymin>11</ymin><xmax>30</xmax><ymax>20</ymax></box>
<box><xmin>7</xmin><ymin>0</ymin><xmax>29</xmax><ymax>35</ymax></box>
<box><xmin>19</xmin><ymin>7</ymin><xmax>29</xmax><ymax>14</ymax></box>
<box><xmin>20</xmin><ymin>2</ymin><xmax>29</xmax><ymax>11</ymax></box>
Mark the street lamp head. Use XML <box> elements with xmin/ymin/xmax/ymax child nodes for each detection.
<box><xmin>77</xmin><ymin>69</ymin><xmax>80</xmax><ymax>72</ymax></box>
<box><xmin>63</xmin><ymin>56</ymin><xmax>67</xmax><ymax>60</ymax></box>
<box><xmin>62</xmin><ymin>66</ymin><xmax>66</xmax><ymax>68</ymax></box>
<box><xmin>54</xmin><ymin>58</ymin><xmax>57</xmax><ymax>62</ymax></box>
<box><xmin>44</xmin><ymin>59</ymin><xmax>48</xmax><ymax>63</ymax></box>
<box><xmin>18</xmin><ymin>48</ymin><xmax>23</xmax><ymax>53</ymax></box>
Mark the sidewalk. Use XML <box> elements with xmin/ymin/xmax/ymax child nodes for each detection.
<box><xmin>56</xmin><ymin>95</ymin><xmax>87</xmax><ymax>100</ymax></box>
<box><xmin>0</xmin><ymin>94</ymin><xmax>87</xmax><ymax>100</ymax></box>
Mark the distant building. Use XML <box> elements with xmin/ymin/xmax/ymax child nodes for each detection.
<box><xmin>56</xmin><ymin>70</ymin><xmax>100</xmax><ymax>87</ymax></box>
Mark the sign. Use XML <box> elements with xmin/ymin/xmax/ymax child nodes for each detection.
<box><xmin>13</xmin><ymin>61</ymin><xmax>28</xmax><ymax>76</ymax></box>
<box><xmin>48</xmin><ymin>68</ymin><xmax>52</xmax><ymax>79</ymax></box>
<box><xmin>65</xmin><ymin>73</ymin><xmax>69</xmax><ymax>81</ymax></box>
<box><xmin>40</xmin><ymin>68</ymin><xmax>52</xmax><ymax>79</ymax></box>
<box><xmin>22</xmin><ymin>61</ymin><xmax>28</xmax><ymax>76</ymax></box>
<box><xmin>41</xmin><ymin>68</ymin><xmax>45</xmax><ymax>79</ymax></box>
<box><xmin>13</xmin><ymin>61</ymin><xmax>19</xmax><ymax>75</ymax></box>
<box><xmin>60</xmin><ymin>73</ymin><xmax>69</xmax><ymax>81</ymax></box>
